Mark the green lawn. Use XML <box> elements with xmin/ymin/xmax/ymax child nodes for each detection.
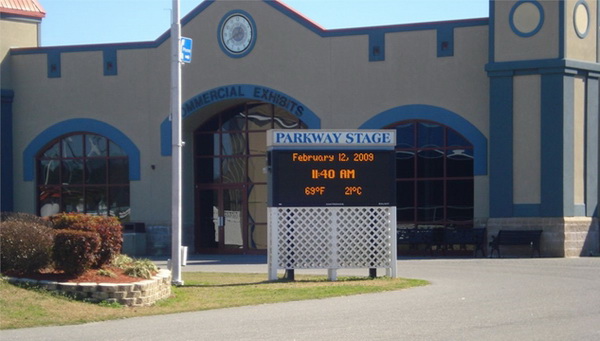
<box><xmin>0</xmin><ymin>272</ymin><xmax>427</xmax><ymax>330</ymax></box>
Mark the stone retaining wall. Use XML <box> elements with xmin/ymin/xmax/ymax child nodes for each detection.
<box><xmin>6</xmin><ymin>269</ymin><xmax>172</xmax><ymax>307</ymax></box>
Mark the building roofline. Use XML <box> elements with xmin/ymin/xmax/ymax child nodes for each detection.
<box><xmin>0</xmin><ymin>0</ymin><xmax>45</xmax><ymax>19</ymax></box>
<box><xmin>10</xmin><ymin>0</ymin><xmax>489</xmax><ymax>55</ymax></box>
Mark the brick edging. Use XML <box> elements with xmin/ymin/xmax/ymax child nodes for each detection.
<box><xmin>5</xmin><ymin>269</ymin><xmax>172</xmax><ymax>307</ymax></box>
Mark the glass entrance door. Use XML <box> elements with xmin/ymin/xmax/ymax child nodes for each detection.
<box><xmin>193</xmin><ymin>102</ymin><xmax>307</xmax><ymax>254</ymax></box>
<box><xmin>195</xmin><ymin>186</ymin><xmax>246</xmax><ymax>253</ymax></box>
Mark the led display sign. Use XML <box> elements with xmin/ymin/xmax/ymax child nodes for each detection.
<box><xmin>267</xmin><ymin>129</ymin><xmax>396</xmax><ymax>207</ymax></box>
<box><xmin>269</xmin><ymin>149</ymin><xmax>396</xmax><ymax>207</ymax></box>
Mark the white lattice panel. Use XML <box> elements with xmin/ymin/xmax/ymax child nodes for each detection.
<box><xmin>268</xmin><ymin>206</ymin><xmax>397</xmax><ymax>280</ymax></box>
<box><xmin>336</xmin><ymin>207</ymin><xmax>393</xmax><ymax>268</ymax></box>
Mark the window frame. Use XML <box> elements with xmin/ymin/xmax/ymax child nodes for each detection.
<box><xmin>389</xmin><ymin>120</ymin><xmax>475</xmax><ymax>229</ymax></box>
<box><xmin>36</xmin><ymin>132</ymin><xmax>130</xmax><ymax>219</ymax></box>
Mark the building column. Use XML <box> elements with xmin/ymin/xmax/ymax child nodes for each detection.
<box><xmin>1</xmin><ymin>90</ymin><xmax>14</xmax><ymax>212</ymax></box>
<box><xmin>586</xmin><ymin>75</ymin><xmax>599</xmax><ymax>217</ymax></box>
<box><xmin>540</xmin><ymin>72</ymin><xmax>575</xmax><ymax>217</ymax></box>
<box><xmin>489</xmin><ymin>73</ymin><xmax>514</xmax><ymax>218</ymax></box>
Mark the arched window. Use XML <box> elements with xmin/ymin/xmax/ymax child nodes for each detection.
<box><xmin>37</xmin><ymin>133</ymin><xmax>130</xmax><ymax>220</ymax></box>
<box><xmin>390</xmin><ymin>120</ymin><xmax>474</xmax><ymax>228</ymax></box>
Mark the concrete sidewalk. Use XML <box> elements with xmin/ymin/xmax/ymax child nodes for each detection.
<box><xmin>2</xmin><ymin>257</ymin><xmax>600</xmax><ymax>340</ymax></box>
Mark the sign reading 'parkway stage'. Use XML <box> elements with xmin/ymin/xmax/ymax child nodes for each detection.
<box><xmin>268</xmin><ymin>129</ymin><xmax>396</xmax><ymax>207</ymax></box>
<box><xmin>267</xmin><ymin>129</ymin><xmax>398</xmax><ymax>281</ymax></box>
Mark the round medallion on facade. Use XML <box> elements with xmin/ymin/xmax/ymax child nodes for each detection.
<box><xmin>509</xmin><ymin>0</ymin><xmax>545</xmax><ymax>37</ymax></box>
<box><xmin>218</xmin><ymin>10</ymin><xmax>256</xmax><ymax>58</ymax></box>
<box><xmin>573</xmin><ymin>0</ymin><xmax>590</xmax><ymax>39</ymax></box>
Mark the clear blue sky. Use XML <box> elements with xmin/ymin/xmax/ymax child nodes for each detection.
<box><xmin>40</xmin><ymin>0</ymin><xmax>489</xmax><ymax>46</ymax></box>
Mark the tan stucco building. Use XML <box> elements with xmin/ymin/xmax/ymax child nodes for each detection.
<box><xmin>2</xmin><ymin>0</ymin><xmax>599</xmax><ymax>257</ymax></box>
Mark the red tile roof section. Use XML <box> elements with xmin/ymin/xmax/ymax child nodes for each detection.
<box><xmin>0</xmin><ymin>0</ymin><xmax>46</xmax><ymax>19</ymax></box>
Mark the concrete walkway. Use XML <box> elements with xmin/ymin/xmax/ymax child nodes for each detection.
<box><xmin>2</xmin><ymin>256</ymin><xmax>600</xmax><ymax>340</ymax></box>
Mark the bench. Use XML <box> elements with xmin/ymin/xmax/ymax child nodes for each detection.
<box><xmin>444</xmin><ymin>227</ymin><xmax>486</xmax><ymax>257</ymax></box>
<box><xmin>397</xmin><ymin>228</ymin><xmax>435</xmax><ymax>255</ymax></box>
<box><xmin>397</xmin><ymin>227</ymin><xmax>485</xmax><ymax>256</ymax></box>
<box><xmin>489</xmin><ymin>230</ymin><xmax>542</xmax><ymax>258</ymax></box>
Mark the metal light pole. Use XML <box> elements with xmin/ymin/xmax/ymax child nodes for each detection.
<box><xmin>170</xmin><ymin>0</ymin><xmax>183</xmax><ymax>286</ymax></box>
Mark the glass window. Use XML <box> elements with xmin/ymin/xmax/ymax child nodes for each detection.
<box><xmin>248</xmin><ymin>131</ymin><xmax>267</xmax><ymax>155</ymax></box>
<box><xmin>396</xmin><ymin>151</ymin><xmax>415</xmax><ymax>179</ymax></box>
<box><xmin>62</xmin><ymin>160</ymin><xmax>84</xmax><ymax>184</ymax></box>
<box><xmin>37</xmin><ymin>133</ymin><xmax>130</xmax><ymax>220</ymax></box>
<box><xmin>223</xmin><ymin>112</ymin><xmax>247</xmax><ymax>132</ymax></box>
<box><xmin>396</xmin><ymin>181</ymin><xmax>415</xmax><ymax>221</ymax></box>
<box><xmin>222</xmin><ymin>157</ymin><xmax>246</xmax><ymax>184</ymax></box>
<box><xmin>221</xmin><ymin>132</ymin><xmax>247</xmax><ymax>156</ymax></box>
<box><xmin>447</xmin><ymin>129</ymin><xmax>471</xmax><ymax>147</ymax></box>
<box><xmin>86</xmin><ymin>135</ymin><xmax>107</xmax><ymax>157</ymax></box>
<box><xmin>39</xmin><ymin>160</ymin><xmax>60</xmax><ymax>185</ymax></box>
<box><xmin>108</xmin><ymin>159</ymin><xmax>129</xmax><ymax>184</ymax></box>
<box><xmin>62</xmin><ymin>135</ymin><xmax>84</xmax><ymax>158</ymax></box>
<box><xmin>395</xmin><ymin>123</ymin><xmax>415</xmax><ymax>148</ymax></box>
<box><xmin>86</xmin><ymin>159</ymin><xmax>106</xmax><ymax>184</ymax></box>
<box><xmin>42</xmin><ymin>142</ymin><xmax>60</xmax><ymax>158</ymax></box>
<box><xmin>417</xmin><ymin>180</ymin><xmax>444</xmax><ymax>222</ymax></box>
<box><xmin>418</xmin><ymin>122</ymin><xmax>443</xmax><ymax>148</ymax></box>
<box><xmin>446</xmin><ymin>149</ymin><xmax>473</xmax><ymax>178</ymax></box>
<box><xmin>417</xmin><ymin>149</ymin><xmax>444</xmax><ymax>178</ymax></box>
<box><xmin>109</xmin><ymin>141</ymin><xmax>126</xmax><ymax>157</ymax></box>
<box><xmin>388</xmin><ymin>120</ymin><xmax>474</xmax><ymax>229</ymax></box>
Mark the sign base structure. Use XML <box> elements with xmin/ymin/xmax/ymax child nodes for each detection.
<box><xmin>268</xmin><ymin>206</ymin><xmax>397</xmax><ymax>281</ymax></box>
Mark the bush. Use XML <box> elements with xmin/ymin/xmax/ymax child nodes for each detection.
<box><xmin>112</xmin><ymin>254</ymin><xmax>158</xmax><ymax>279</ymax></box>
<box><xmin>53</xmin><ymin>230</ymin><xmax>101</xmax><ymax>276</ymax></box>
<box><xmin>0</xmin><ymin>213</ymin><xmax>54</xmax><ymax>275</ymax></box>
<box><xmin>1</xmin><ymin>211</ymin><xmax>52</xmax><ymax>227</ymax></box>
<box><xmin>111</xmin><ymin>254</ymin><xmax>134</xmax><ymax>268</ymax></box>
<box><xmin>48</xmin><ymin>213</ymin><xmax>123</xmax><ymax>268</ymax></box>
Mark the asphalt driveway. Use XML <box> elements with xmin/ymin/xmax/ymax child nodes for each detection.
<box><xmin>2</xmin><ymin>256</ymin><xmax>599</xmax><ymax>340</ymax></box>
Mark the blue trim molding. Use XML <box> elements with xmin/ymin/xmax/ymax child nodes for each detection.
<box><xmin>11</xmin><ymin>0</ymin><xmax>487</xmax><ymax>66</ymax></box>
<box><xmin>488</xmin><ymin>75</ymin><xmax>514</xmax><ymax>217</ymax></box>
<box><xmin>47</xmin><ymin>52</ymin><xmax>61</xmax><ymax>78</ymax></box>
<box><xmin>369</xmin><ymin>31</ymin><xmax>385</xmax><ymax>62</ymax></box>
<box><xmin>437</xmin><ymin>27</ymin><xmax>454</xmax><ymax>57</ymax></box>
<box><xmin>103</xmin><ymin>49</ymin><xmax>118</xmax><ymax>76</ymax></box>
<box><xmin>1</xmin><ymin>90</ymin><xmax>15</xmax><ymax>211</ymax></box>
<box><xmin>559</xmin><ymin>0</ymin><xmax>565</xmax><ymax>59</ymax></box>
<box><xmin>359</xmin><ymin>104</ymin><xmax>488</xmax><ymax>176</ymax></box>
<box><xmin>573</xmin><ymin>0</ymin><xmax>591</xmax><ymax>39</ymax></box>
<box><xmin>23</xmin><ymin>119</ymin><xmax>141</xmax><ymax>181</ymax></box>
<box><xmin>540</xmin><ymin>73</ymin><xmax>574</xmax><ymax>217</ymax></box>
<box><xmin>161</xmin><ymin>84</ymin><xmax>321</xmax><ymax>156</ymax></box>
<box><xmin>486</xmin><ymin>58</ymin><xmax>600</xmax><ymax>76</ymax></box>
<box><xmin>509</xmin><ymin>0</ymin><xmax>545</xmax><ymax>37</ymax></box>
<box><xmin>514</xmin><ymin>204</ymin><xmax>541</xmax><ymax>217</ymax></box>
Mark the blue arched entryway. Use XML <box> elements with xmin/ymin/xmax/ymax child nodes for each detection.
<box><xmin>160</xmin><ymin>84</ymin><xmax>321</xmax><ymax>156</ymax></box>
<box><xmin>360</xmin><ymin>104</ymin><xmax>487</xmax><ymax>176</ymax></box>
<box><xmin>172</xmin><ymin>85</ymin><xmax>320</xmax><ymax>254</ymax></box>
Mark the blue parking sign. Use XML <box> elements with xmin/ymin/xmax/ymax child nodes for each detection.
<box><xmin>180</xmin><ymin>37</ymin><xmax>193</xmax><ymax>63</ymax></box>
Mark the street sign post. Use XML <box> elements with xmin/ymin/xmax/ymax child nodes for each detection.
<box><xmin>170</xmin><ymin>0</ymin><xmax>184</xmax><ymax>286</ymax></box>
<box><xmin>180</xmin><ymin>37</ymin><xmax>192</xmax><ymax>63</ymax></box>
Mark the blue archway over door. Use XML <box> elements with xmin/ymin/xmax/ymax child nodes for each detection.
<box><xmin>160</xmin><ymin>84</ymin><xmax>321</xmax><ymax>156</ymax></box>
